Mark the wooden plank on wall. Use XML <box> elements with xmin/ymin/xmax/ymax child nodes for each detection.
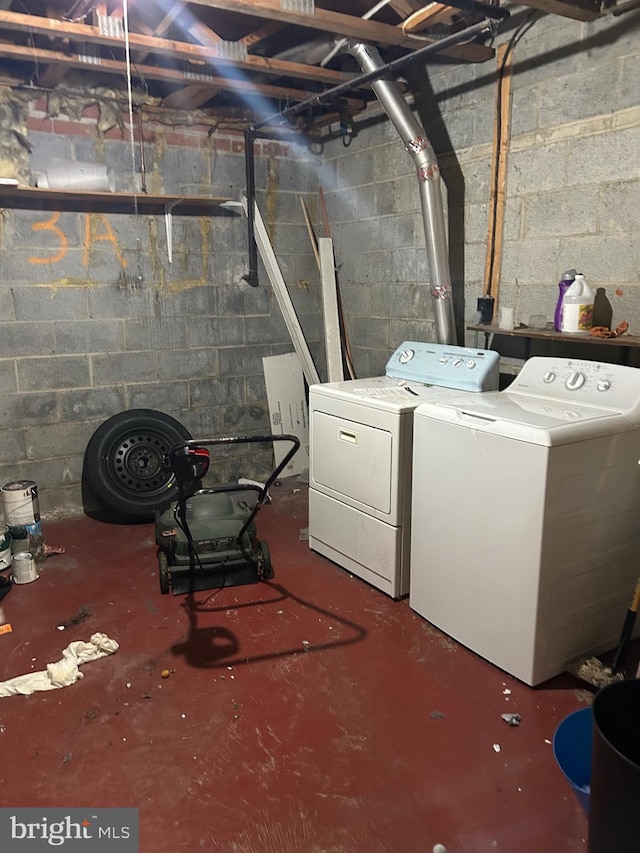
<box><xmin>483</xmin><ymin>42</ymin><xmax>513</xmax><ymax>321</ymax></box>
<box><xmin>319</xmin><ymin>236</ymin><xmax>344</xmax><ymax>383</ymax></box>
<box><xmin>245</xmin><ymin>198</ymin><xmax>321</xmax><ymax>387</ymax></box>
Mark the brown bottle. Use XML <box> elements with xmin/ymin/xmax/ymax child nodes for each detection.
<box><xmin>593</xmin><ymin>287</ymin><xmax>613</xmax><ymax>329</ymax></box>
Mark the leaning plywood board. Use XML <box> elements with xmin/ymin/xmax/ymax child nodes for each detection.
<box><xmin>319</xmin><ymin>236</ymin><xmax>344</xmax><ymax>383</ymax></box>
<box><xmin>242</xmin><ymin>197</ymin><xmax>320</xmax><ymax>387</ymax></box>
<box><xmin>263</xmin><ymin>352</ymin><xmax>310</xmax><ymax>478</ymax></box>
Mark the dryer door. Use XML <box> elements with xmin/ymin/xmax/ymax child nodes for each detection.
<box><xmin>311</xmin><ymin>411</ymin><xmax>393</xmax><ymax>515</ymax></box>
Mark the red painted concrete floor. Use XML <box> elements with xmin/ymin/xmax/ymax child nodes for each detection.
<box><xmin>0</xmin><ymin>480</ymin><xmax>593</xmax><ymax>852</ymax></box>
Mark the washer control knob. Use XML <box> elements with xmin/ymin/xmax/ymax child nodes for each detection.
<box><xmin>466</xmin><ymin>360</ymin><xmax>476</xmax><ymax>369</ymax></box>
<box><xmin>399</xmin><ymin>349</ymin><xmax>415</xmax><ymax>364</ymax></box>
<box><xmin>566</xmin><ymin>371</ymin><xmax>586</xmax><ymax>391</ymax></box>
<box><xmin>543</xmin><ymin>371</ymin><xmax>556</xmax><ymax>383</ymax></box>
<box><xmin>439</xmin><ymin>357</ymin><xmax>448</xmax><ymax>364</ymax></box>
<box><xmin>597</xmin><ymin>379</ymin><xmax>611</xmax><ymax>392</ymax></box>
<box><xmin>453</xmin><ymin>358</ymin><xmax>463</xmax><ymax>367</ymax></box>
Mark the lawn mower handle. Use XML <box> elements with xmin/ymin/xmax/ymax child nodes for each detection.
<box><xmin>173</xmin><ymin>434</ymin><xmax>301</xmax><ymax>544</ymax></box>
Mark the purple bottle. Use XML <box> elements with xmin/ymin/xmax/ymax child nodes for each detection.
<box><xmin>554</xmin><ymin>269</ymin><xmax>577</xmax><ymax>332</ymax></box>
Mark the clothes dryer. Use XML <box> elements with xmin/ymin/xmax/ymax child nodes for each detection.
<box><xmin>410</xmin><ymin>356</ymin><xmax>640</xmax><ymax>685</ymax></box>
<box><xmin>309</xmin><ymin>342</ymin><xmax>500</xmax><ymax>598</ymax></box>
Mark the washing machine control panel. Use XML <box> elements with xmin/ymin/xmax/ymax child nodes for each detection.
<box><xmin>385</xmin><ymin>341</ymin><xmax>499</xmax><ymax>392</ymax></box>
<box><xmin>508</xmin><ymin>357</ymin><xmax>640</xmax><ymax>414</ymax></box>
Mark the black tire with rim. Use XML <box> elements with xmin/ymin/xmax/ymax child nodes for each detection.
<box><xmin>85</xmin><ymin>409</ymin><xmax>194</xmax><ymax>521</ymax></box>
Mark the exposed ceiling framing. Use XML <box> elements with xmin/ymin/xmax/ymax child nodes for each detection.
<box><xmin>0</xmin><ymin>0</ymin><xmax>616</xmax><ymax>131</ymax></box>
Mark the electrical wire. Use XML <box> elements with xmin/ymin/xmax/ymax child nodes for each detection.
<box><xmin>486</xmin><ymin>10</ymin><xmax>539</xmax><ymax>298</ymax></box>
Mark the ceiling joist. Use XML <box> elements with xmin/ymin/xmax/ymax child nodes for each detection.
<box><xmin>0</xmin><ymin>9</ymin><xmax>355</xmax><ymax>87</ymax></box>
<box><xmin>0</xmin><ymin>38</ymin><xmax>367</xmax><ymax>113</ymax></box>
<box><xmin>8</xmin><ymin>0</ymin><xmax>609</xmax><ymax>129</ymax></box>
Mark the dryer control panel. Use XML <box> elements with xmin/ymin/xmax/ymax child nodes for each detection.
<box><xmin>385</xmin><ymin>341</ymin><xmax>500</xmax><ymax>392</ymax></box>
<box><xmin>508</xmin><ymin>357</ymin><xmax>640</xmax><ymax>415</ymax></box>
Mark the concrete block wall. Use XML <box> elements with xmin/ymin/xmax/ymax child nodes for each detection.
<box><xmin>321</xmin><ymin>6</ymin><xmax>639</xmax><ymax>369</ymax></box>
<box><xmin>0</xmin><ymin>94</ymin><xmax>323</xmax><ymax>517</ymax></box>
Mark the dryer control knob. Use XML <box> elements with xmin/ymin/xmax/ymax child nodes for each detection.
<box><xmin>597</xmin><ymin>379</ymin><xmax>611</xmax><ymax>391</ymax></box>
<box><xmin>543</xmin><ymin>371</ymin><xmax>556</xmax><ymax>383</ymax></box>
<box><xmin>453</xmin><ymin>358</ymin><xmax>463</xmax><ymax>367</ymax></box>
<box><xmin>399</xmin><ymin>349</ymin><xmax>415</xmax><ymax>364</ymax></box>
<box><xmin>466</xmin><ymin>360</ymin><xmax>476</xmax><ymax>369</ymax></box>
<box><xmin>566</xmin><ymin>371</ymin><xmax>586</xmax><ymax>391</ymax></box>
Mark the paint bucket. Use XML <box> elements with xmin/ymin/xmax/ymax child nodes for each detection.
<box><xmin>588</xmin><ymin>679</ymin><xmax>640</xmax><ymax>852</ymax></box>
<box><xmin>1</xmin><ymin>480</ymin><xmax>41</xmax><ymax>527</ymax></box>
<box><xmin>553</xmin><ymin>706</ymin><xmax>592</xmax><ymax>816</ymax></box>
<box><xmin>8</xmin><ymin>520</ymin><xmax>42</xmax><ymax>538</ymax></box>
<box><xmin>0</xmin><ymin>524</ymin><xmax>11</xmax><ymax>569</ymax></box>
<box><xmin>11</xmin><ymin>551</ymin><xmax>39</xmax><ymax>584</ymax></box>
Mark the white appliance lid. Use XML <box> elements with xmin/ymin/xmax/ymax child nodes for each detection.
<box><xmin>310</xmin><ymin>375</ymin><xmax>467</xmax><ymax>413</ymax></box>
<box><xmin>414</xmin><ymin>392</ymin><xmax>633</xmax><ymax>446</ymax></box>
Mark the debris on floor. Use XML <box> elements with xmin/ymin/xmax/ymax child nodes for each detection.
<box><xmin>501</xmin><ymin>713</ymin><xmax>522</xmax><ymax>727</ymax></box>
<box><xmin>57</xmin><ymin>606</ymin><xmax>92</xmax><ymax>630</ymax></box>
<box><xmin>0</xmin><ymin>632</ymin><xmax>119</xmax><ymax>697</ymax></box>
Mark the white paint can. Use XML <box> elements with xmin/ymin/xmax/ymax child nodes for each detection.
<box><xmin>1</xmin><ymin>480</ymin><xmax>40</xmax><ymax>527</ymax></box>
<box><xmin>11</xmin><ymin>551</ymin><xmax>39</xmax><ymax>584</ymax></box>
<box><xmin>0</xmin><ymin>524</ymin><xmax>11</xmax><ymax>569</ymax></box>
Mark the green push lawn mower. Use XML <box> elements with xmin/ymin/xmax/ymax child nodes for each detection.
<box><xmin>154</xmin><ymin>434</ymin><xmax>300</xmax><ymax>595</ymax></box>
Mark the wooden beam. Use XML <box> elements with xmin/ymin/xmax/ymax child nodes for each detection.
<box><xmin>482</xmin><ymin>42</ymin><xmax>513</xmax><ymax>320</ymax></box>
<box><xmin>187</xmin><ymin>19</ymin><xmax>223</xmax><ymax>44</ymax></box>
<box><xmin>184</xmin><ymin>0</ymin><xmax>494</xmax><ymax>58</ymax></box>
<box><xmin>241</xmin><ymin>21</ymin><xmax>283</xmax><ymax>52</ymax></box>
<box><xmin>134</xmin><ymin>1</ymin><xmax>185</xmax><ymax>64</ymax></box>
<box><xmin>36</xmin><ymin>62</ymin><xmax>72</xmax><ymax>87</ymax></box>
<box><xmin>389</xmin><ymin>0</ymin><xmax>420</xmax><ymax>16</ymax></box>
<box><xmin>319</xmin><ymin>237</ymin><xmax>344</xmax><ymax>383</ymax></box>
<box><xmin>0</xmin><ymin>10</ymin><xmax>354</xmax><ymax>86</ymax></box>
<box><xmin>318</xmin><ymin>185</ymin><xmax>355</xmax><ymax>380</ymax></box>
<box><xmin>0</xmin><ymin>39</ymin><xmax>366</xmax><ymax>110</ymax></box>
<box><xmin>300</xmin><ymin>197</ymin><xmax>320</xmax><ymax>270</ymax></box>
<box><xmin>400</xmin><ymin>2</ymin><xmax>458</xmax><ymax>31</ymax></box>
<box><xmin>162</xmin><ymin>84</ymin><xmax>219</xmax><ymax>110</ymax></box>
<box><xmin>516</xmin><ymin>0</ymin><xmax>601</xmax><ymax>21</ymax></box>
<box><xmin>247</xmin><ymin>198</ymin><xmax>321</xmax><ymax>387</ymax></box>
<box><xmin>153</xmin><ymin>2</ymin><xmax>185</xmax><ymax>36</ymax></box>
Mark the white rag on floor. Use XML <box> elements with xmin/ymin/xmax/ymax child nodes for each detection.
<box><xmin>0</xmin><ymin>632</ymin><xmax>119</xmax><ymax>698</ymax></box>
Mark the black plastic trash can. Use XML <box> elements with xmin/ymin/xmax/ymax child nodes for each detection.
<box><xmin>589</xmin><ymin>678</ymin><xmax>640</xmax><ymax>852</ymax></box>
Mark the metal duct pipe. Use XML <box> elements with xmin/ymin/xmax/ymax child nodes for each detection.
<box><xmin>347</xmin><ymin>41</ymin><xmax>456</xmax><ymax>345</ymax></box>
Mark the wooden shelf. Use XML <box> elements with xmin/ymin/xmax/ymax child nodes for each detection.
<box><xmin>467</xmin><ymin>324</ymin><xmax>640</xmax><ymax>349</ymax></box>
<box><xmin>0</xmin><ymin>185</ymin><xmax>234</xmax><ymax>215</ymax></box>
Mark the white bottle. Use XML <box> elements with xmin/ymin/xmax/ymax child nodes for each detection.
<box><xmin>560</xmin><ymin>273</ymin><xmax>594</xmax><ymax>334</ymax></box>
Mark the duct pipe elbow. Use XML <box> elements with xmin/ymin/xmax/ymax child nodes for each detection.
<box><xmin>347</xmin><ymin>40</ymin><xmax>457</xmax><ymax>345</ymax></box>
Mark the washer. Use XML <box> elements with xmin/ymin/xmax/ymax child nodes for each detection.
<box><xmin>308</xmin><ymin>341</ymin><xmax>500</xmax><ymax>598</ymax></box>
<box><xmin>410</xmin><ymin>356</ymin><xmax>640</xmax><ymax>685</ymax></box>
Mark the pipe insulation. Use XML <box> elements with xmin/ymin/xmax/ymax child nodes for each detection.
<box><xmin>347</xmin><ymin>41</ymin><xmax>457</xmax><ymax>345</ymax></box>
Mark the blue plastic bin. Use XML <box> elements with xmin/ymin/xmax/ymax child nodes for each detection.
<box><xmin>553</xmin><ymin>706</ymin><xmax>592</xmax><ymax>815</ymax></box>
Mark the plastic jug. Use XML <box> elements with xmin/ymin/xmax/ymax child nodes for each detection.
<box><xmin>560</xmin><ymin>273</ymin><xmax>593</xmax><ymax>334</ymax></box>
<box><xmin>554</xmin><ymin>269</ymin><xmax>576</xmax><ymax>331</ymax></box>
